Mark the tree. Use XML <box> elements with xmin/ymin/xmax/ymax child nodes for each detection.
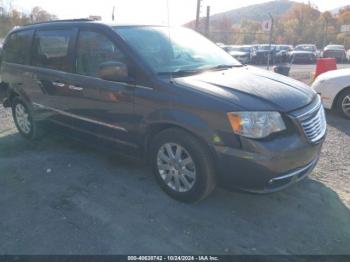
<box><xmin>29</xmin><ymin>6</ymin><xmax>57</xmax><ymax>23</ymax></box>
<box><xmin>0</xmin><ymin>3</ymin><xmax>57</xmax><ymax>38</ymax></box>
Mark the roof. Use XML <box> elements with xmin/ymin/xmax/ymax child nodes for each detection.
<box><xmin>10</xmin><ymin>20</ymin><xmax>168</xmax><ymax>33</ymax></box>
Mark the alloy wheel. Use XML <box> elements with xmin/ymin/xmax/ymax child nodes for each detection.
<box><xmin>342</xmin><ymin>95</ymin><xmax>350</xmax><ymax>117</ymax></box>
<box><xmin>15</xmin><ymin>103</ymin><xmax>31</xmax><ymax>134</ymax></box>
<box><xmin>157</xmin><ymin>143</ymin><xmax>196</xmax><ymax>193</ymax></box>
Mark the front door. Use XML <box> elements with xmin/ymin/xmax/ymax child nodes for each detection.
<box><xmin>63</xmin><ymin>29</ymin><xmax>138</xmax><ymax>151</ymax></box>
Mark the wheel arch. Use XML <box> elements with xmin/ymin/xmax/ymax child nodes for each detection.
<box><xmin>144</xmin><ymin>122</ymin><xmax>218</xmax><ymax>166</ymax></box>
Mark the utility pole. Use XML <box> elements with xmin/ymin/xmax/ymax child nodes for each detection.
<box><xmin>267</xmin><ymin>13</ymin><xmax>274</xmax><ymax>70</ymax></box>
<box><xmin>112</xmin><ymin>6</ymin><xmax>115</xmax><ymax>21</ymax></box>
<box><xmin>205</xmin><ymin>6</ymin><xmax>210</xmax><ymax>37</ymax></box>
<box><xmin>324</xmin><ymin>17</ymin><xmax>329</xmax><ymax>48</ymax></box>
<box><xmin>195</xmin><ymin>0</ymin><xmax>202</xmax><ymax>32</ymax></box>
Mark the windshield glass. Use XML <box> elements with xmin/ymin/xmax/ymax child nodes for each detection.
<box><xmin>326</xmin><ymin>45</ymin><xmax>345</xmax><ymax>50</ymax></box>
<box><xmin>239</xmin><ymin>47</ymin><xmax>251</xmax><ymax>52</ymax></box>
<box><xmin>114</xmin><ymin>26</ymin><xmax>241</xmax><ymax>74</ymax></box>
<box><xmin>225</xmin><ymin>46</ymin><xmax>241</xmax><ymax>52</ymax></box>
<box><xmin>258</xmin><ymin>45</ymin><xmax>274</xmax><ymax>51</ymax></box>
<box><xmin>295</xmin><ymin>45</ymin><xmax>315</xmax><ymax>52</ymax></box>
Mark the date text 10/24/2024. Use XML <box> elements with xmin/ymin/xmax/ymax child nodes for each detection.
<box><xmin>127</xmin><ymin>256</ymin><xmax>220</xmax><ymax>261</ymax></box>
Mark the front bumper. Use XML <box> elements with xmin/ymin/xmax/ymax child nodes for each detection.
<box><xmin>215</xmin><ymin>136</ymin><xmax>323</xmax><ymax>193</ymax></box>
<box><xmin>215</xmin><ymin>97</ymin><xmax>326</xmax><ymax>193</ymax></box>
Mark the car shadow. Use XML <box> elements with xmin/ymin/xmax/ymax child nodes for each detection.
<box><xmin>0</xmin><ymin>130</ymin><xmax>349</xmax><ymax>255</ymax></box>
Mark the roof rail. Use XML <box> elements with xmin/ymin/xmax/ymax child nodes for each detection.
<box><xmin>24</xmin><ymin>18</ymin><xmax>93</xmax><ymax>27</ymax></box>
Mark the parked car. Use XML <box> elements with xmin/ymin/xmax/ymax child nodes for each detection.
<box><xmin>223</xmin><ymin>45</ymin><xmax>253</xmax><ymax>64</ymax></box>
<box><xmin>0</xmin><ymin>20</ymin><xmax>326</xmax><ymax>202</ymax></box>
<box><xmin>312</xmin><ymin>68</ymin><xmax>350</xmax><ymax>119</ymax></box>
<box><xmin>216</xmin><ymin>42</ymin><xmax>226</xmax><ymax>48</ymax></box>
<box><xmin>252</xmin><ymin>44</ymin><xmax>277</xmax><ymax>65</ymax></box>
<box><xmin>323</xmin><ymin>45</ymin><xmax>347</xmax><ymax>63</ymax></box>
<box><xmin>290</xmin><ymin>44</ymin><xmax>317</xmax><ymax>64</ymax></box>
<box><xmin>275</xmin><ymin>45</ymin><xmax>293</xmax><ymax>63</ymax></box>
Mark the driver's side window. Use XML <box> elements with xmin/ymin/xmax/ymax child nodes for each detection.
<box><xmin>76</xmin><ymin>30</ymin><xmax>126</xmax><ymax>77</ymax></box>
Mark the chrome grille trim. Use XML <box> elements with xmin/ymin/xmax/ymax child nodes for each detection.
<box><xmin>296</xmin><ymin>98</ymin><xmax>327</xmax><ymax>143</ymax></box>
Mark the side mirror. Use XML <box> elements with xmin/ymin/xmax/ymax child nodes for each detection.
<box><xmin>99</xmin><ymin>61</ymin><xmax>129</xmax><ymax>82</ymax></box>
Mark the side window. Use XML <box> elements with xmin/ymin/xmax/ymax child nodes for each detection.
<box><xmin>32</xmin><ymin>30</ymin><xmax>73</xmax><ymax>72</ymax></box>
<box><xmin>76</xmin><ymin>31</ymin><xmax>126</xmax><ymax>77</ymax></box>
<box><xmin>3</xmin><ymin>30</ymin><xmax>33</xmax><ymax>64</ymax></box>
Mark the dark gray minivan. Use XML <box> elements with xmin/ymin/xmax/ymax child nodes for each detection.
<box><xmin>0</xmin><ymin>20</ymin><xmax>326</xmax><ymax>202</ymax></box>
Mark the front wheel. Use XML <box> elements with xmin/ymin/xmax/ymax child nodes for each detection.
<box><xmin>150</xmin><ymin>128</ymin><xmax>216</xmax><ymax>203</ymax></box>
<box><xmin>336</xmin><ymin>88</ymin><xmax>350</xmax><ymax>119</ymax></box>
<box><xmin>12</xmin><ymin>97</ymin><xmax>44</xmax><ymax>140</ymax></box>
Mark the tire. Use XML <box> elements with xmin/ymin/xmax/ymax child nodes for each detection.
<box><xmin>149</xmin><ymin>128</ymin><xmax>216</xmax><ymax>203</ymax></box>
<box><xmin>12</xmin><ymin>97</ymin><xmax>44</xmax><ymax>140</ymax></box>
<box><xmin>336</xmin><ymin>88</ymin><xmax>350</xmax><ymax>119</ymax></box>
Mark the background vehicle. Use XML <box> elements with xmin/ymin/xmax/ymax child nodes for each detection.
<box><xmin>223</xmin><ymin>45</ymin><xmax>253</xmax><ymax>64</ymax></box>
<box><xmin>323</xmin><ymin>45</ymin><xmax>347</xmax><ymax>63</ymax></box>
<box><xmin>252</xmin><ymin>44</ymin><xmax>277</xmax><ymax>65</ymax></box>
<box><xmin>312</xmin><ymin>68</ymin><xmax>350</xmax><ymax>119</ymax></box>
<box><xmin>290</xmin><ymin>44</ymin><xmax>317</xmax><ymax>64</ymax></box>
<box><xmin>275</xmin><ymin>45</ymin><xmax>292</xmax><ymax>63</ymax></box>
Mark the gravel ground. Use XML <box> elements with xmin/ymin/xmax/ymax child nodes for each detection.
<box><xmin>0</xmin><ymin>77</ymin><xmax>349</xmax><ymax>254</ymax></box>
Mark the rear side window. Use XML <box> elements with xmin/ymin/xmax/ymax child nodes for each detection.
<box><xmin>32</xmin><ymin>30</ymin><xmax>74</xmax><ymax>72</ymax></box>
<box><xmin>3</xmin><ymin>30</ymin><xmax>34</xmax><ymax>64</ymax></box>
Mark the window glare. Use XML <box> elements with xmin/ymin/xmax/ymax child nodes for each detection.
<box><xmin>115</xmin><ymin>26</ymin><xmax>240</xmax><ymax>74</ymax></box>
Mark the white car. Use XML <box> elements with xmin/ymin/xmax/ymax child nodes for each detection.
<box><xmin>312</xmin><ymin>68</ymin><xmax>350</xmax><ymax>119</ymax></box>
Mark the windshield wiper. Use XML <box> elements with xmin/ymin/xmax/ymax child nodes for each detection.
<box><xmin>158</xmin><ymin>64</ymin><xmax>243</xmax><ymax>77</ymax></box>
<box><xmin>158</xmin><ymin>68</ymin><xmax>206</xmax><ymax>77</ymax></box>
<box><xmin>207</xmin><ymin>64</ymin><xmax>243</xmax><ymax>71</ymax></box>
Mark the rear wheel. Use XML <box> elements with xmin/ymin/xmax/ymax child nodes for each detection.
<box><xmin>336</xmin><ymin>88</ymin><xmax>350</xmax><ymax>119</ymax></box>
<box><xmin>150</xmin><ymin>128</ymin><xmax>216</xmax><ymax>203</ymax></box>
<box><xmin>12</xmin><ymin>97</ymin><xmax>44</xmax><ymax>140</ymax></box>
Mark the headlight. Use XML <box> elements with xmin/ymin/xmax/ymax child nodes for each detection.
<box><xmin>227</xmin><ymin>112</ymin><xmax>286</xmax><ymax>139</ymax></box>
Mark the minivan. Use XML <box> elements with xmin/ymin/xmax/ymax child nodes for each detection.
<box><xmin>0</xmin><ymin>20</ymin><xmax>326</xmax><ymax>202</ymax></box>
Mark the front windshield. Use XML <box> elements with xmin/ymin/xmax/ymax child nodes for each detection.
<box><xmin>295</xmin><ymin>46</ymin><xmax>315</xmax><ymax>52</ymax></box>
<box><xmin>259</xmin><ymin>45</ymin><xmax>273</xmax><ymax>51</ymax></box>
<box><xmin>240</xmin><ymin>47</ymin><xmax>251</xmax><ymax>52</ymax></box>
<box><xmin>327</xmin><ymin>45</ymin><xmax>345</xmax><ymax>50</ymax></box>
<box><xmin>115</xmin><ymin>26</ymin><xmax>241</xmax><ymax>74</ymax></box>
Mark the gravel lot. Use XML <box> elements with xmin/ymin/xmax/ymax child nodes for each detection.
<box><xmin>0</xmin><ymin>71</ymin><xmax>349</xmax><ymax>254</ymax></box>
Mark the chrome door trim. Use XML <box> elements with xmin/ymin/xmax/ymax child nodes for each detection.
<box><xmin>68</xmin><ymin>85</ymin><xmax>84</xmax><ymax>91</ymax></box>
<box><xmin>52</xmin><ymin>82</ymin><xmax>65</xmax><ymax>88</ymax></box>
<box><xmin>33</xmin><ymin>103</ymin><xmax>128</xmax><ymax>132</ymax></box>
<box><xmin>48</xmin><ymin>119</ymin><xmax>137</xmax><ymax>149</ymax></box>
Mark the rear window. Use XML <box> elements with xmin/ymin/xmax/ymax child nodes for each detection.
<box><xmin>3</xmin><ymin>30</ymin><xmax>34</xmax><ymax>64</ymax></box>
<box><xmin>32</xmin><ymin>30</ymin><xmax>74</xmax><ymax>72</ymax></box>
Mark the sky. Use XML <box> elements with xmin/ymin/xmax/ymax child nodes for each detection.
<box><xmin>7</xmin><ymin>0</ymin><xmax>350</xmax><ymax>25</ymax></box>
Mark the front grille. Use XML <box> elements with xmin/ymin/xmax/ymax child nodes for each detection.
<box><xmin>297</xmin><ymin>98</ymin><xmax>327</xmax><ymax>143</ymax></box>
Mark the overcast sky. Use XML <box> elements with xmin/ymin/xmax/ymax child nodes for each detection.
<box><xmin>8</xmin><ymin>0</ymin><xmax>350</xmax><ymax>25</ymax></box>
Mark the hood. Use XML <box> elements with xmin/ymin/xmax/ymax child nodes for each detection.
<box><xmin>229</xmin><ymin>51</ymin><xmax>248</xmax><ymax>56</ymax></box>
<box><xmin>291</xmin><ymin>50</ymin><xmax>314</xmax><ymax>55</ymax></box>
<box><xmin>315</xmin><ymin>68</ymin><xmax>350</xmax><ymax>82</ymax></box>
<box><xmin>175</xmin><ymin>66</ymin><xmax>316</xmax><ymax>112</ymax></box>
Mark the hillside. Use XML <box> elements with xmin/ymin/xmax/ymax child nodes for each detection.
<box><xmin>185</xmin><ymin>0</ymin><xmax>296</xmax><ymax>28</ymax></box>
<box><xmin>210</xmin><ymin>0</ymin><xmax>294</xmax><ymax>24</ymax></box>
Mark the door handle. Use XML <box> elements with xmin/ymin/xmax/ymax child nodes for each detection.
<box><xmin>68</xmin><ymin>85</ymin><xmax>84</xmax><ymax>91</ymax></box>
<box><xmin>52</xmin><ymin>81</ymin><xmax>65</xmax><ymax>88</ymax></box>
